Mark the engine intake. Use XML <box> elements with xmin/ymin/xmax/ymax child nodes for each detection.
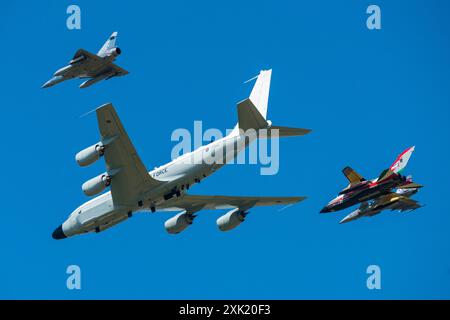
<box><xmin>164</xmin><ymin>211</ymin><xmax>196</xmax><ymax>234</ymax></box>
<box><xmin>76</xmin><ymin>142</ymin><xmax>105</xmax><ymax>167</ymax></box>
<box><xmin>82</xmin><ymin>173</ymin><xmax>111</xmax><ymax>196</ymax></box>
<box><xmin>216</xmin><ymin>208</ymin><xmax>247</xmax><ymax>232</ymax></box>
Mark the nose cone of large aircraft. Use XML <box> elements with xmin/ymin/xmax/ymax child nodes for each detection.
<box><xmin>52</xmin><ymin>225</ymin><xmax>67</xmax><ymax>240</ymax></box>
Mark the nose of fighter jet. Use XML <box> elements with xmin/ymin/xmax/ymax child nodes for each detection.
<box><xmin>320</xmin><ymin>206</ymin><xmax>331</xmax><ymax>214</ymax></box>
<box><xmin>42</xmin><ymin>81</ymin><xmax>51</xmax><ymax>89</ymax></box>
<box><xmin>52</xmin><ymin>225</ymin><xmax>67</xmax><ymax>240</ymax></box>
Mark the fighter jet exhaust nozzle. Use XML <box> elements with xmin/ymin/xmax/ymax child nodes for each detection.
<box><xmin>82</xmin><ymin>173</ymin><xmax>111</xmax><ymax>196</ymax></box>
<box><xmin>164</xmin><ymin>211</ymin><xmax>196</xmax><ymax>234</ymax></box>
<box><xmin>216</xmin><ymin>208</ymin><xmax>247</xmax><ymax>232</ymax></box>
<box><xmin>107</xmin><ymin>47</ymin><xmax>121</xmax><ymax>57</ymax></box>
<box><xmin>76</xmin><ymin>142</ymin><xmax>105</xmax><ymax>167</ymax></box>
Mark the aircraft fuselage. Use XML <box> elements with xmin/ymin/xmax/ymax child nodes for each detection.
<box><xmin>320</xmin><ymin>175</ymin><xmax>400</xmax><ymax>213</ymax></box>
<box><xmin>43</xmin><ymin>55</ymin><xmax>118</xmax><ymax>89</ymax></box>
<box><xmin>56</xmin><ymin>55</ymin><xmax>116</xmax><ymax>79</ymax></box>
<box><xmin>53</xmin><ymin>130</ymin><xmax>255</xmax><ymax>239</ymax></box>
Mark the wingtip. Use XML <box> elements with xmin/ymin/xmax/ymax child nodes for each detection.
<box><xmin>97</xmin><ymin>102</ymin><xmax>113</xmax><ymax>109</ymax></box>
<box><xmin>95</xmin><ymin>103</ymin><xmax>114</xmax><ymax>114</ymax></box>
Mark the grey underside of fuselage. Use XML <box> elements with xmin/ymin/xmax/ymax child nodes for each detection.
<box><xmin>64</xmin><ymin>60</ymin><xmax>114</xmax><ymax>78</ymax></box>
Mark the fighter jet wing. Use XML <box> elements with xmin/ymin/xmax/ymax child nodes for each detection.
<box><xmin>108</xmin><ymin>63</ymin><xmax>129</xmax><ymax>77</ymax></box>
<box><xmin>71</xmin><ymin>49</ymin><xmax>101</xmax><ymax>63</ymax></box>
<box><xmin>342</xmin><ymin>166</ymin><xmax>365</xmax><ymax>184</ymax></box>
<box><xmin>391</xmin><ymin>197</ymin><xmax>421</xmax><ymax>212</ymax></box>
<box><xmin>96</xmin><ymin>103</ymin><xmax>165</xmax><ymax>207</ymax></box>
<box><xmin>158</xmin><ymin>195</ymin><xmax>306</xmax><ymax>212</ymax></box>
<box><xmin>373</xmin><ymin>193</ymin><xmax>421</xmax><ymax>212</ymax></box>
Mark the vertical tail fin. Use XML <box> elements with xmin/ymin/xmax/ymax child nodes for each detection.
<box><xmin>236</xmin><ymin>69</ymin><xmax>311</xmax><ymax>137</ymax></box>
<box><xmin>97</xmin><ymin>32</ymin><xmax>118</xmax><ymax>57</ymax></box>
<box><xmin>248</xmin><ymin>69</ymin><xmax>272</xmax><ymax>120</ymax></box>
<box><xmin>390</xmin><ymin>146</ymin><xmax>415</xmax><ymax>174</ymax></box>
<box><xmin>236</xmin><ymin>70</ymin><xmax>272</xmax><ymax>131</ymax></box>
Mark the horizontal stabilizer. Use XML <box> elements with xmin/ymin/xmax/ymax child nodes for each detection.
<box><xmin>269</xmin><ymin>126</ymin><xmax>311</xmax><ymax>137</ymax></box>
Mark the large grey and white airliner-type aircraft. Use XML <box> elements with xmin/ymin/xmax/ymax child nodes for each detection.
<box><xmin>52</xmin><ymin>70</ymin><xmax>311</xmax><ymax>239</ymax></box>
<box><xmin>42</xmin><ymin>32</ymin><xmax>128</xmax><ymax>89</ymax></box>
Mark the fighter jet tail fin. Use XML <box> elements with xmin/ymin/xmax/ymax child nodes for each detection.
<box><xmin>268</xmin><ymin>126</ymin><xmax>311</xmax><ymax>137</ymax></box>
<box><xmin>97</xmin><ymin>32</ymin><xmax>118</xmax><ymax>57</ymax></box>
<box><xmin>390</xmin><ymin>146</ymin><xmax>415</xmax><ymax>174</ymax></box>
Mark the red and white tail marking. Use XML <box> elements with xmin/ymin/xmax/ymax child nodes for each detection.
<box><xmin>390</xmin><ymin>146</ymin><xmax>415</xmax><ymax>174</ymax></box>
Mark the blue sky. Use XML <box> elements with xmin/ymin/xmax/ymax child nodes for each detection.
<box><xmin>0</xmin><ymin>0</ymin><xmax>449</xmax><ymax>299</ymax></box>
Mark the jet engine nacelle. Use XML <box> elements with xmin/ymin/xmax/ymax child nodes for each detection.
<box><xmin>82</xmin><ymin>173</ymin><xmax>111</xmax><ymax>196</ymax></box>
<box><xmin>216</xmin><ymin>208</ymin><xmax>247</xmax><ymax>232</ymax></box>
<box><xmin>107</xmin><ymin>47</ymin><xmax>121</xmax><ymax>57</ymax></box>
<box><xmin>76</xmin><ymin>142</ymin><xmax>105</xmax><ymax>167</ymax></box>
<box><xmin>164</xmin><ymin>211</ymin><xmax>195</xmax><ymax>234</ymax></box>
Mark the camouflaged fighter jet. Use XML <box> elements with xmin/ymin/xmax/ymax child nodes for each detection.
<box><xmin>52</xmin><ymin>70</ymin><xmax>311</xmax><ymax>239</ymax></box>
<box><xmin>320</xmin><ymin>146</ymin><xmax>423</xmax><ymax>220</ymax></box>
<box><xmin>42</xmin><ymin>32</ymin><xmax>128</xmax><ymax>89</ymax></box>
